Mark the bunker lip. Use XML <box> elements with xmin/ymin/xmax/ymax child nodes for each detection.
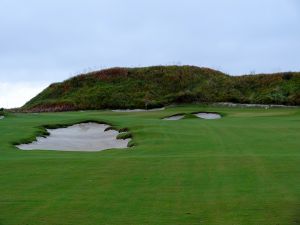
<box><xmin>163</xmin><ymin>114</ymin><xmax>185</xmax><ymax>120</ymax></box>
<box><xmin>192</xmin><ymin>112</ymin><xmax>222</xmax><ymax>119</ymax></box>
<box><xmin>112</xmin><ymin>107</ymin><xmax>165</xmax><ymax>112</ymax></box>
<box><xmin>16</xmin><ymin>122</ymin><xmax>131</xmax><ymax>152</ymax></box>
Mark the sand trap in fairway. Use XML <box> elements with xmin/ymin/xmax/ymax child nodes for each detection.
<box><xmin>215</xmin><ymin>102</ymin><xmax>297</xmax><ymax>108</ymax></box>
<box><xmin>17</xmin><ymin>123</ymin><xmax>130</xmax><ymax>152</ymax></box>
<box><xmin>163</xmin><ymin>115</ymin><xmax>185</xmax><ymax>120</ymax></box>
<box><xmin>0</xmin><ymin>116</ymin><xmax>4</xmax><ymax>120</ymax></box>
<box><xmin>195</xmin><ymin>113</ymin><xmax>221</xmax><ymax>119</ymax></box>
<box><xmin>112</xmin><ymin>107</ymin><xmax>165</xmax><ymax>112</ymax></box>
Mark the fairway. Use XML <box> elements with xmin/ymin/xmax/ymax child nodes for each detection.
<box><xmin>0</xmin><ymin>105</ymin><xmax>300</xmax><ymax>225</ymax></box>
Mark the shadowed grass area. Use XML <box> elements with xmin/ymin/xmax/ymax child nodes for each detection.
<box><xmin>116</xmin><ymin>132</ymin><xmax>133</xmax><ymax>140</ymax></box>
<box><xmin>0</xmin><ymin>105</ymin><xmax>300</xmax><ymax>225</ymax></box>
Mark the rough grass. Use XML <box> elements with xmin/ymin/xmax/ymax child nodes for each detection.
<box><xmin>116</xmin><ymin>132</ymin><xmax>132</xmax><ymax>140</ymax></box>
<box><xmin>0</xmin><ymin>105</ymin><xmax>300</xmax><ymax>225</ymax></box>
<box><xmin>22</xmin><ymin>66</ymin><xmax>300</xmax><ymax>112</ymax></box>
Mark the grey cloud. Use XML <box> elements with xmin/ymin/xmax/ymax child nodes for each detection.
<box><xmin>0</xmin><ymin>0</ymin><xmax>299</xmax><ymax>83</ymax></box>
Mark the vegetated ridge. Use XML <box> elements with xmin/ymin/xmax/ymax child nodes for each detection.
<box><xmin>22</xmin><ymin>65</ymin><xmax>300</xmax><ymax>112</ymax></box>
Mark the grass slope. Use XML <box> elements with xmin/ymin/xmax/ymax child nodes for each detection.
<box><xmin>22</xmin><ymin>66</ymin><xmax>300</xmax><ymax>112</ymax></box>
<box><xmin>0</xmin><ymin>105</ymin><xmax>300</xmax><ymax>224</ymax></box>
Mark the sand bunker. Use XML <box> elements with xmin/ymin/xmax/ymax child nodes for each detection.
<box><xmin>112</xmin><ymin>107</ymin><xmax>165</xmax><ymax>112</ymax></box>
<box><xmin>0</xmin><ymin>116</ymin><xmax>4</xmax><ymax>120</ymax></box>
<box><xmin>17</xmin><ymin>123</ymin><xmax>130</xmax><ymax>152</ymax></box>
<box><xmin>215</xmin><ymin>102</ymin><xmax>297</xmax><ymax>108</ymax></box>
<box><xmin>163</xmin><ymin>115</ymin><xmax>185</xmax><ymax>120</ymax></box>
<box><xmin>195</xmin><ymin>113</ymin><xmax>221</xmax><ymax>119</ymax></box>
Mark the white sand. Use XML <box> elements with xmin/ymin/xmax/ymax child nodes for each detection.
<box><xmin>112</xmin><ymin>107</ymin><xmax>165</xmax><ymax>112</ymax></box>
<box><xmin>0</xmin><ymin>116</ymin><xmax>4</xmax><ymax>120</ymax></box>
<box><xmin>17</xmin><ymin>123</ymin><xmax>130</xmax><ymax>152</ymax></box>
<box><xmin>163</xmin><ymin>115</ymin><xmax>185</xmax><ymax>120</ymax></box>
<box><xmin>195</xmin><ymin>113</ymin><xmax>221</xmax><ymax>119</ymax></box>
<box><xmin>215</xmin><ymin>102</ymin><xmax>297</xmax><ymax>108</ymax></box>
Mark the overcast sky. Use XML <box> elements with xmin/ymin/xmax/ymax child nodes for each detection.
<box><xmin>1</xmin><ymin>0</ymin><xmax>300</xmax><ymax>108</ymax></box>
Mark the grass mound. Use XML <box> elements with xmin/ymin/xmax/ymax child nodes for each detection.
<box><xmin>22</xmin><ymin>66</ymin><xmax>300</xmax><ymax>112</ymax></box>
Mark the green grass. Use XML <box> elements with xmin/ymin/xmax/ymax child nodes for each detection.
<box><xmin>0</xmin><ymin>105</ymin><xmax>300</xmax><ymax>225</ymax></box>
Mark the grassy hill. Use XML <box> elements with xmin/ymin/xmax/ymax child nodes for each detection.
<box><xmin>22</xmin><ymin>66</ymin><xmax>300</xmax><ymax>112</ymax></box>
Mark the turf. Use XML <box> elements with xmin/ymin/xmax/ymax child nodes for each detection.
<box><xmin>0</xmin><ymin>105</ymin><xmax>300</xmax><ymax>225</ymax></box>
